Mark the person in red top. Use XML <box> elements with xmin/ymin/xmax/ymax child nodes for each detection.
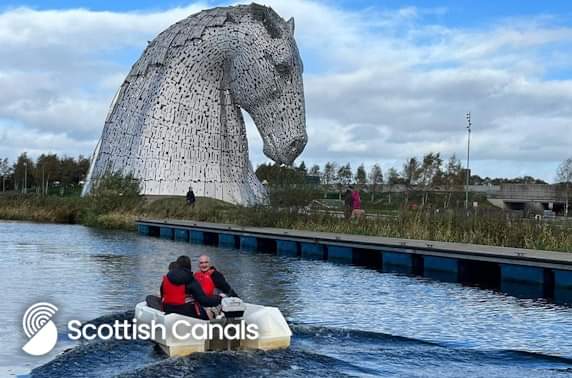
<box><xmin>350</xmin><ymin>186</ymin><xmax>365</xmax><ymax>219</ymax></box>
<box><xmin>194</xmin><ymin>255</ymin><xmax>238</xmax><ymax>298</ymax></box>
<box><xmin>160</xmin><ymin>255</ymin><xmax>221</xmax><ymax>319</ymax></box>
<box><xmin>351</xmin><ymin>186</ymin><xmax>361</xmax><ymax>210</ymax></box>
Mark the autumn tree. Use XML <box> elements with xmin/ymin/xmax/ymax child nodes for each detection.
<box><xmin>368</xmin><ymin>164</ymin><xmax>383</xmax><ymax>200</ymax></box>
<box><xmin>557</xmin><ymin>157</ymin><xmax>572</xmax><ymax>216</ymax></box>
<box><xmin>419</xmin><ymin>152</ymin><xmax>443</xmax><ymax>205</ymax></box>
<box><xmin>0</xmin><ymin>157</ymin><xmax>11</xmax><ymax>192</ymax></box>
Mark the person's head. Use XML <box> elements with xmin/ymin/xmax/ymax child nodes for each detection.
<box><xmin>198</xmin><ymin>254</ymin><xmax>211</xmax><ymax>273</ymax></box>
<box><xmin>168</xmin><ymin>261</ymin><xmax>178</xmax><ymax>271</ymax></box>
<box><xmin>176</xmin><ymin>255</ymin><xmax>192</xmax><ymax>270</ymax></box>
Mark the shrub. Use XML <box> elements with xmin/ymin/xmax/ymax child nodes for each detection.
<box><xmin>87</xmin><ymin>172</ymin><xmax>142</xmax><ymax>213</ymax></box>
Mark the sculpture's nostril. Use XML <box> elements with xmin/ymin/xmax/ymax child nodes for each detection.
<box><xmin>289</xmin><ymin>137</ymin><xmax>305</xmax><ymax>153</ymax></box>
<box><xmin>289</xmin><ymin>140</ymin><xmax>298</xmax><ymax>152</ymax></box>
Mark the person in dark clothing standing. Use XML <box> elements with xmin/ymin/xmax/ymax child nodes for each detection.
<box><xmin>194</xmin><ymin>255</ymin><xmax>239</xmax><ymax>298</ymax></box>
<box><xmin>343</xmin><ymin>187</ymin><xmax>353</xmax><ymax>220</ymax></box>
<box><xmin>186</xmin><ymin>186</ymin><xmax>196</xmax><ymax>207</ymax></box>
<box><xmin>160</xmin><ymin>255</ymin><xmax>221</xmax><ymax>319</ymax></box>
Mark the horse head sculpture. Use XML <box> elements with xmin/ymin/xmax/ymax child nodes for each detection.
<box><xmin>229</xmin><ymin>5</ymin><xmax>307</xmax><ymax>166</ymax></box>
<box><xmin>82</xmin><ymin>4</ymin><xmax>307</xmax><ymax>205</ymax></box>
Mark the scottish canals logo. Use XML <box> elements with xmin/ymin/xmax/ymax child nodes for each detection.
<box><xmin>21</xmin><ymin>301</ymin><xmax>260</xmax><ymax>357</ymax></box>
<box><xmin>22</xmin><ymin>302</ymin><xmax>59</xmax><ymax>356</ymax></box>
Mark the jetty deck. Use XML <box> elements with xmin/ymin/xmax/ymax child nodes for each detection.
<box><xmin>136</xmin><ymin>218</ymin><xmax>572</xmax><ymax>302</ymax></box>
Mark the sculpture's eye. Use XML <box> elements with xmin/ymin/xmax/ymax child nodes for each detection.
<box><xmin>275</xmin><ymin>63</ymin><xmax>290</xmax><ymax>76</ymax></box>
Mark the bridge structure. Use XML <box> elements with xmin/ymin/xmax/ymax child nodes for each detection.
<box><xmin>487</xmin><ymin>184</ymin><xmax>569</xmax><ymax>215</ymax></box>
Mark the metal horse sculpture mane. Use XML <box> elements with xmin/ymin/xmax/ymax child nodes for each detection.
<box><xmin>82</xmin><ymin>3</ymin><xmax>307</xmax><ymax>205</ymax></box>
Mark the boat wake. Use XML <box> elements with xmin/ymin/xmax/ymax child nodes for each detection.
<box><xmin>30</xmin><ymin>312</ymin><xmax>572</xmax><ymax>378</ymax></box>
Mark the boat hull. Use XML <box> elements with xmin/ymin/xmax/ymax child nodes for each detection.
<box><xmin>134</xmin><ymin>301</ymin><xmax>292</xmax><ymax>357</ymax></box>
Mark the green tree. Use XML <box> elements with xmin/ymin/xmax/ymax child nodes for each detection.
<box><xmin>59</xmin><ymin>156</ymin><xmax>77</xmax><ymax>186</ymax></box>
<box><xmin>419</xmin><ymin>152</ymin><xmax>443</xmax><ymax>205</ymax></box>
<box><xmin>402</xmin><ymin>157</ymin><xmax>421</xmax><ymax>186</ymax></box>
<box><xmin>77</xmin><ymin>155</ymin><xmax>90</xmax><ymax>183</ymax></box>
<box><xmin>255</xmin><ymin>163</ymin><xmax>304</xmax><ymax>187</ymax></box>
<box><xmin>445</xmin><ymin>154</ymin><xmax>464</xmax><ymax>186</ymax></box>
<box><xmin>337</xmin><ymin>163</ymin><xmax>352</xmax><ymax>186</ymax></box>
<box><xmin>387</xmin><ymin>167</ymin><xmax>400</xmax><ymax>185</ymax></box>
<box><xmin>443</xmin><ymin>154</ymin><xmax>463</xmax><ymax>208</ymax></box>
<box><xmin>13</xmin><ymin>152</ymin><xmax>35</xmax><ymax>193</ymax></box>
<box><xmin>557</xmin><ymin>157</ymin><xmax>572</xmax><ymax>216</ymax></box>
<box><xmin>89</xmin><ymin>171</ymin><xmax>142</xmax><ymax>213</ymax></box>
<box><xmin>368</xmin><ymin>164</ymin><xmax>383</xmax><ymax>200</ymax></box>
<box><xmin>0</xmin><ymin>157</ymin><xmax>11</xmax><ymax>192</ymax></box>
<box><xmin>355</xmin><ymin>164</ymin><xmax>367</xmax><ymax>186</ymax></box>
<box><xmin>322</xmin><ymin>162</ymin><xmax>337</xmax><ymax>186</ymax></box>
<box><xmin>386</xmin><ymin>167</ymin><xmax>401</xmax><ymax>205</ymax></box>
<box><xmin>308</xmin><ymin>164</ymin><xmax>320</xmax><ymax>176</ymax></box>
<box><xmin>35</xmin><ymin>154</ymin><xmax>60</xmax><ymax>195</ymax></box>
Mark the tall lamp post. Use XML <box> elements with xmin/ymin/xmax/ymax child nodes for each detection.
<box><xmin>465</xmin><ymin>112</ymin><xmax>472</xmax><ymax>209</ymax></box>
<box><xmin>23</xmin><ymin>162</ymin><xmax>27</xmax><ymax>194</ymax></box>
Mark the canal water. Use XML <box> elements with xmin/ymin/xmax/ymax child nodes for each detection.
<box><xmin>1</xmin><ymin>220</ymin><xmax>571</xmax><ymax>377</ymax></box>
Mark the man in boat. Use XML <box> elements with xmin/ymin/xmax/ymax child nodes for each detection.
<box><xmin>195</xmin><ymin>254</ymin><xmax>239</xmax><ymax>298</ymax></box>
<box><xmin>160</xmin><ymin>255</ymin><xmax>221</xmax><ymax>319</ymax></box>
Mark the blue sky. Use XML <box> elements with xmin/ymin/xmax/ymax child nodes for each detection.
<box><xmin>0</xmin><ymin>0</ymin><xmax>571</xmax><ymax>181</ymax></box>
<box><xmin>4</xmin><ymin>0</ymin><xmax>572</xmax><ymax>29</ymax></box>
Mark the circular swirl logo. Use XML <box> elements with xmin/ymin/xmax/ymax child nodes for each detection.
<box><xmin>22</xmin><ymin>302</ymin><xmax>59</xmax><ymax>356</ymax></box>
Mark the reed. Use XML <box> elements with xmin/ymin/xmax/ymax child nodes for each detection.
<box><xmin>0</xmin><ymin>193</ymin><xmax>570</xmax><ymax>252</ymax></box>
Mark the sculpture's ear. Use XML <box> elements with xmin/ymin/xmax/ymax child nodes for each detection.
<box><xmin>287</xmin><ymin>17</ymin><xmax>295</xmax><ymax>34</ymax></box>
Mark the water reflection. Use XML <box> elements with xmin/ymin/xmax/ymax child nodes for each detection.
<box><xmin>1</xmin><ymin>221</ymin><xmax>572</xmax><ymax>377</ymax></box>
<box><xmin>554</xmin><ymin>288</ymin><xmax>572</xmax><ymax>305</ymax></box>
<box><xmin>501</xmin><ymin>282</ymin><xmax>545</xmax><ymax>300</ymax></box>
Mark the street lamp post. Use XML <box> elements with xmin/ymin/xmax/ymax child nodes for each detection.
<box><xmin>23</xmin><ymin>162</ymin><xmax>27</xmax><ymax>194</ymax></box>
<box><xmin>465</xmin><ymin>112</ymin><xmax>472</xmax><ymax>209</ymax></box>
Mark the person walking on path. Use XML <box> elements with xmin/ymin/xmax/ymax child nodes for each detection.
<box><xmin>351</xmin><ymin>186</ymin><xmax>365</xmax><ymax>219</ymax></box>
<box><xmin>343</xmin><ymin>187</ymin><xmax>353</xmax><ymax>220</ymax></box>
<box><xmin>186</xmin><ymin>186</ymin><xmax>196</xmax><ymax>208</ymax></box>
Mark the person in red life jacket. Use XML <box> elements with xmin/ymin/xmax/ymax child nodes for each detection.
<box><xmin>160</xmin><ymin>255</ymin><xmax>221</xmax><ymax>319</ymax></box>
<box><xmin>145</xmin><ymin>260</ymin><xmax>179</xmax><ymax>310</ymax></box>
<box><xmin>195</xmin><ymin>254</ymin><xmax>238</xmax><ymax>298</ymax></box>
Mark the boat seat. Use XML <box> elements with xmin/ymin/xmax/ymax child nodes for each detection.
<box><xmin>145</xmin><ymin>295</ymin><xmax>162</xmax><ymax>311</ymax></box>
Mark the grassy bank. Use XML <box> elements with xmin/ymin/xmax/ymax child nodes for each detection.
<box><xmin>0</xmin><ymin>193</ymin><xmax>570</xmax><ymax>252</ymax></box>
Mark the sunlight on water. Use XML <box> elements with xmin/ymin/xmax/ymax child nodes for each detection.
<box><xmin>1</xmin><ymin>221</ymin><xmax>571</xmax><ymax>377</ymax></box>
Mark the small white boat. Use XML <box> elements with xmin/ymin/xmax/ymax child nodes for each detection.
<box><xmin>134</xmin><ymin>298</ymin><xmax>292</xmax><ymax>357</ymax></box>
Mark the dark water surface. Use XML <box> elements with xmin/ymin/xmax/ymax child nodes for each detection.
<box><xmin>1</xmin><ymin>220</ymin><xmax>571</xmax><ymax>377</ymax></box>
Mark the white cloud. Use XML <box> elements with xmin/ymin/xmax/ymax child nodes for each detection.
<box><xmin>0</xmin><ymin>0</ymin><xmax>571</xmax><ymax>181</ymax></box>
<box><xmin>0</xmin><ymin>121</ymin><xmax>97</xmax><ymax>159</ymax></box>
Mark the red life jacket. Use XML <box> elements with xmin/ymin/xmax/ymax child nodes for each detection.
<box><xmin>194</xmin><ymin>269</ymin><xmax>215</xmax><ymax>296</ymax></box>
<box><xmin>161</xmin><ymin>275</ymin><xmax>186</xmax><ymax>305</ymax></box>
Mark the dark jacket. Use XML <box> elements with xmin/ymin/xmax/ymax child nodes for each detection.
<box><xmin>186</xmin><ymin>190</ymin><xmax>195</xmax><ymax>203</ymax></box>
<box><xmin>161</xmin><ymin>267</ymin><xmax>221</xmax><ymax>309</ymax></box>
<box><xmin>210</xmin><ymin>267</ymin><xmax>239</xmax><ymax>297</ymax></box>
<box><xmin>343</xmin><ymin>190</ymin><xmax>353</xmax><ymax>208</ymax></box>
